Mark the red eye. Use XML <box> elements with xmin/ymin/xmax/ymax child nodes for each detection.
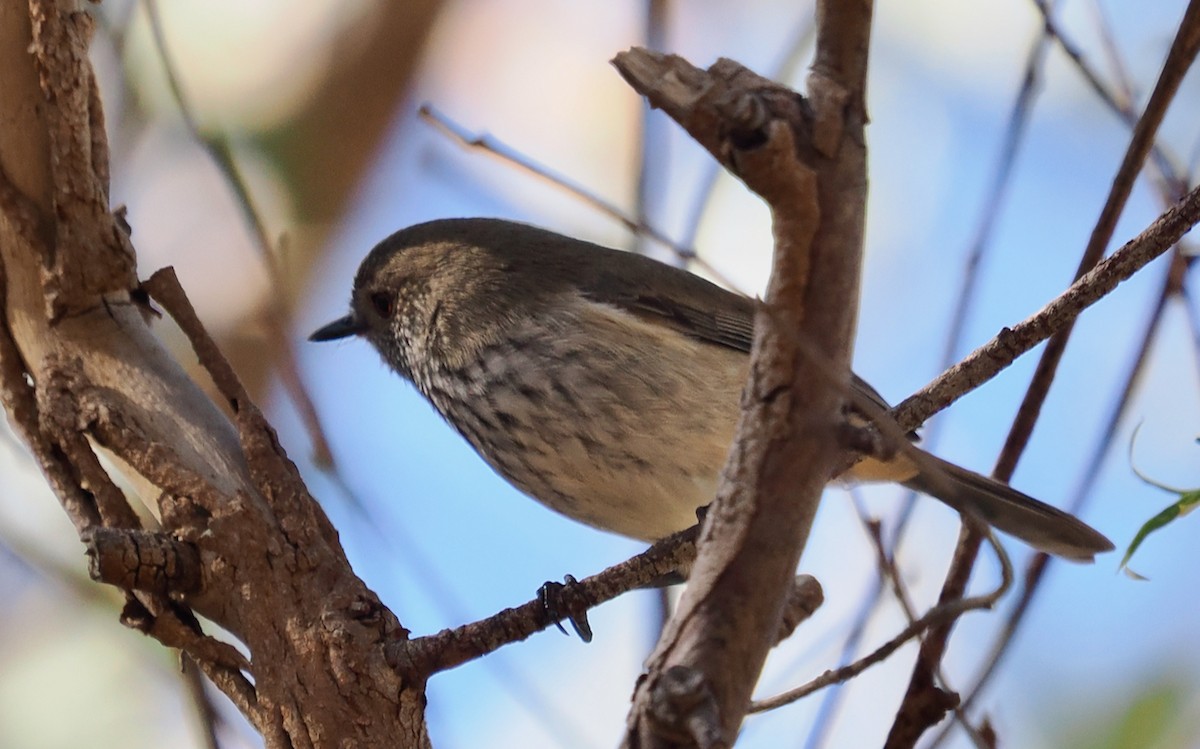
<box><xmin>370</xmin><ymin>291</ymin><xmax>396</xmax><ymax>319</ymax></box>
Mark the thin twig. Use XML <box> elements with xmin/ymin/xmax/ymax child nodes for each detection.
<box><xmin>141</xmin><ymin>0</ymin><xmax>337</xmax><ymax>470</ymax></box>
<box><xmin>889</xmin><ymin>7</ymin><xmax>1200</xmax><ymax>743</ymax></box>
<box><xmin>942</xmin><ymin>29</ymin><xmax>1053</xmax><ymax>392</ymax></box>
<box><xmin>996</xmin><ymin>0</ymin><xmax>1200</xmax><ymax>480</ymax></box>
<box><xmin>808</xmin><ymin>25</ymin><xmax>1055</xmax><ymax>749</ymax></box>
<box><xmin>1035</xmin><ymin>0</ymin><xmax>1186</xmax><ymax>188</ymax></box>
<box><xmin>141</xmin><ymin>0</ymin><xmax>272</xmax><ymax>266</ymax></box>
<box><xmin>801</xmin><ymin>530</ymin><xmax>888</xmax><ymax>749</ymax></box>
<box><xmin>325</xmin><ymin>471</ymin><xmax>598</xmax><ymax>749</ymax></box>
<box><xmin>1184</xmin><ymin>282</ymin><xmax>1200</xmax><ymax>387</ymax></box>
<box><xmin>853</xmin><ymin>507</ymin><xmax>992</xmax><ymax>748</ymax></box>
<box><xmin>1087</xmin><ymin>0</ymin><xmax>1136</xmax><ymax>110</ymax></box>
<box><xmin>928</xmin><ymin>251</ymin><xmax>1185</xmax><ymax>749</ymax></box>
<box><xmin>1080</xmin><ymin>0</ymin><xmax>1192</xmax><ymax>202</ymax></box>
<box><xmin>926</xmin><ymin>6</ymin><xmax>1200</xmax><ymax>741</ymax></box>
<box><xmin>851</xmin><ymin>492</ymin><xmax>918</xmax><ymax>624</ymax></box>
<box><xmin>1067</xmin><ymin>250</ymin><xmax>1186</xmax><ymax>515</ymax></box>
<box><xmin>181</xmin><ymin>655</ymin><xmax>224</xmax><ymax>749</ymax></box>
<box><xmin>882</xmin><ymin>524</ymin><xmax>984</xmax><ymax>748</ymax></box>
<box><xmin>892</xmin><ymin>181</ymin><xmax>1200</xmax><ymax>434</ymax></box>
<box><xmin>852</xmin><ymin>493</ymin><xmax>996</xmax><ymax>748</ymax></box>
<box><xmin>184</xmin><ymin>657</ymin><xmax>261</xmax><ymax>729</ymax></box>
<box><xmin>678</xmin><ymin>13</ymin><xmax>817</xmax><ymax>251</ymax></box>
<box><xmin>888</xmin><ymin>177</ymin><xmax>1200</xmax><ymax>749</ymax></box>
<box><xmin>134</xmin><ymin>30</ymin><xmax>595</xmax><ymax>731</ymax></box>
<box><xmin>633</xmin><ymin>0</ymin><xmax>669</xmax><ymax>260</ymax></box>
<box><xmin>394</xmin><ymin>526</ymin><xmax>698</xmax><ymax>675</ymax></box>
<box><xmin>635</xmin><ymin>0</ymin><xmax>678</xmax><ymax>647</ymax></box>
<box><xmin>749</xmin><ymin>528</ymin><xmax>1012</xmax><ymax>713</ymax></box>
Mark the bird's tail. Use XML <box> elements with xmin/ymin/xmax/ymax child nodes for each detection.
<box><xmin>902</xmin><ymin>454</ymin><xmax>1114</xmax><ymax>563</ymax></box>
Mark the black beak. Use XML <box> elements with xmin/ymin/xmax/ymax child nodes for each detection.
<box><xmin>309</xmin><ymin>315</ymin><xmax>365</xmax><ymax>342</ymax></box>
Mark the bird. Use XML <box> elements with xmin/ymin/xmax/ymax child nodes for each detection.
<box><xmin>310</xmin><ymin>217</ymin><xmax>1113</xmax><ymax>562</ymax></box>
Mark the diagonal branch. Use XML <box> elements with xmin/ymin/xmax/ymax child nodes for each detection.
<box><xmin>393</xmin><ymin>526</ymin><xmax>700</xmax><ymax>675</ymax></box>
<box><xmin>891</xmin><ymin>182</ymin><xmax>1200</xmax><ymax>434</ymax></box>
<box><xmin>996</xmin><ymin>0</ymin><xmax>1200</xmax><ymax>480</ymax></box>
<box><xmin>886</xmin><ymin>4</ymin><xmax>1200</xmax><ymax>744</ymax></box>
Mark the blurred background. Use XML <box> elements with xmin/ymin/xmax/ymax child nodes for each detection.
<box><xmin>1</xmin><ymin>0</ymin><xmax>1198</xmax><ymax>747</ymax></box>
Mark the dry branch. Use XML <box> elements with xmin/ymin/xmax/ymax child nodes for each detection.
<box><xmin>0</xmin><ymin>3</ymin><xmax>428</xmax><ymax>746</ymax></box>
<box><xmin>614</xmin><ymin>3</ymin><xmax>873</xmax><ymax>744</ymax></box>
<box><xmin>891</xmin><ymin>181</ymin><xmax>1200</xmax><ymax>434</ymax></box>
<box><xmin>886</xmin><ymin>4</ymin><xmax>1200</xmax><ymax>744</ymax></box>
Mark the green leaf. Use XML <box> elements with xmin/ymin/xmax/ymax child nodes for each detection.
<box><xmin>1119</xmin><ymin>488</ymin><xmax>1200</xmax><ymax>578</ymax></box>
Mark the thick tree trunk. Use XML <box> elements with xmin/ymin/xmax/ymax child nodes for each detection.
<box><xmin>0</xmin><ymin>2</ymin><xmax>430</xmax><ymax>746</ymax></box>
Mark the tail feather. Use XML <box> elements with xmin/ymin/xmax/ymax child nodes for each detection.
<box><xmin>903</xmin><ymin>454</ymin><xmax>1114</xmax><ymax>563</ymax></box>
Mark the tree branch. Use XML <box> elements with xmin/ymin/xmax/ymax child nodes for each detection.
<box><xmin>615</xmin><ymin>4</ymin><xmax>873</xmax><ymax>745</ymax></box>
<box><xmin>0</xmin><ymin>2</ymin><xmax>430</xmax><ymax>745</ymax></box>
<box><xmin>393</xmin><ymin>525</ymin><xmax>702</xmax><ymax>676</ymax></box>
<box><xmin>885</xmin><ymin>5</ymin><xmax>1200</xmax><ymax>743</ymax></box>
<box><xmin>891</xmin><ymin>181</ymin><xmax>1200</xmax><ymax>434</ymax></box>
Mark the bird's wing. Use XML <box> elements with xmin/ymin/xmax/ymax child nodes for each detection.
<box><xmin>568</xmin><ymin>248</ymin><xmax>757</xmax><ymax>353</ymax></box>
<box><xmin>560</xmin><ymin>241</ymin><xmax>892</xmax><ymax>412</ymax></box>
<box><xmin>613</xmin><ymin>292</ymin><xmax>758</xmax><ymax>354</ymax></box>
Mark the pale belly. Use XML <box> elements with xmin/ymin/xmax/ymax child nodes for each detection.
<box><xmin>422</xmin><ymin>302</ymin><xmax>748</xmax><ymax>541</ymax></box>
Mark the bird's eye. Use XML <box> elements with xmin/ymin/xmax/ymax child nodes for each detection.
<box><xmin>369</xmin><ymin>291</ymin><xmax>396</xmax><ymax>319</ymax></box>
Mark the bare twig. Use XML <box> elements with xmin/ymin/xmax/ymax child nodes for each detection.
<box><xmin>884</xmin><ymin>182</ymin><xmax>1200</xmax><ymax>748</ymax></box>
<box><xmin>929</xmin><ymin>249</ymin><xmax>1188</xmax><ymax>749</ymax></box>
<box><xmin>678</xmin><ymin>12</ymin><xmax>817</xmax><ymax>251</ymax></box>
<box><xmin>142</xmin><ymin>0</ymin><xmax>337</xmax><ymax>470</ymax></box>
<box><xmin>2</xmin><ymin>3</ymin><xmax>431</xmax><ymax>737</ymax></box>
<box><xmin>142</xmin><ymin>16</ymin><xmax>601</xmax><ymax>733</ymax></box>
<box><xmin>141</xmin><ymin>0</ymin><xmax>271</xmax><ymax>267</ymax></box>
<box><xmin>927</xmin><ymin>5</ymin><xmax>1199</xmax><ymax>739</ymax></box>
<box><xmin>852</xmin><ymin>493</ymin><xmax>917</xmax><ymax>622</ymax></box>
<box><xmin>750</xmin><ymin>529</ymin><xmax>1012</xmax><ymax>714</ymax></box>
<box><xmin>999</xmin><ymin>0</ymin><xmax>1200</xmax><ymax>479</ymax></box>
<box><xmin>325</xmin><ymin>474</ymin><xmax>596</xmax><ymax>749</ymax></box>
<box><xmin>615</xmin><ymin>4</ymin><xmax>873</xmax><ymax>741</ymax></box>
<box><xmin>887</xmin><ymin>7</ymin><xmax>1200</xmax><ymax>744</ymax></box>
<box><xmin>853</xmin><ymin>496</ymin><xmax>997</xmax><ymax>748</ymax></box>
<box><xmin>891</xmin><ymin>182</ymin><xmax>1200</xmax><ymax>434</ymax></box>
<box><xmin>1034</xmin><ymin>0</ymin><xmax>1186</xmax><ymax>190</ymax></box>
<box><xmin>1185</xmin><ymin>282</ymin><xmax>1200</xmax><ymax>384</ymax></box>
<box><xmin>181</xmin><ymin>655</ymin><xmax>224</xmax><ymax>749</ymax></box>
<box><xmin>1087</xmin><ymin>0</ymin><xmax>1137</xmax><ymax>109</ymax></box>
<box><xmin>882</xmin><ymin>524</ymin><xmax>982</xmax><ymax>748</ymax></box>
<box><xmin>810</xmin><ymin>23</ymin><xmax>1057</xmax><ymax>747</ymax></box>
<box><xmin>636</xmin><ymin>0</ymin><xmax>678</xmax><ymax>646</ymax></box>
<box><xmin>393</xmin><ymin>526</ymin><xmax>698</xmax><ymax>675</ymax></box>
<box><xmin>633</xmin><ymin>0</ymin><xmax>670</xmax><ymax>258</ymax></box>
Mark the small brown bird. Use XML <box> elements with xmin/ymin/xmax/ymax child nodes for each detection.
<box><xmin>311</xmin><ymin>218</ymin><xmax>1113</xmax><ymax>562</ymax></box>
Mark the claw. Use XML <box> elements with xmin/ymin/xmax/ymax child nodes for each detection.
<box><xmin>538</xmin><ymin>574</ymin><xmax>593</xmax><ymax>642</ymax></box>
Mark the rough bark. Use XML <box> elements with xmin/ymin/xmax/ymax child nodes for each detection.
<box><xmin>616</xmin><ymin>2</ymin><xmax>873</xmax><ymax>746</ymax></box>
<box><xmin>0</xmin><ymin>2</ymin><xmax>429</xmax><ymax>745</ymax></box>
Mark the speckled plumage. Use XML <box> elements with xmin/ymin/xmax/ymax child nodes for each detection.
<box><xmin>312</xmin><ymin>218</ymin><xmax>1114</xmax><ymax>561</ymax></box>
